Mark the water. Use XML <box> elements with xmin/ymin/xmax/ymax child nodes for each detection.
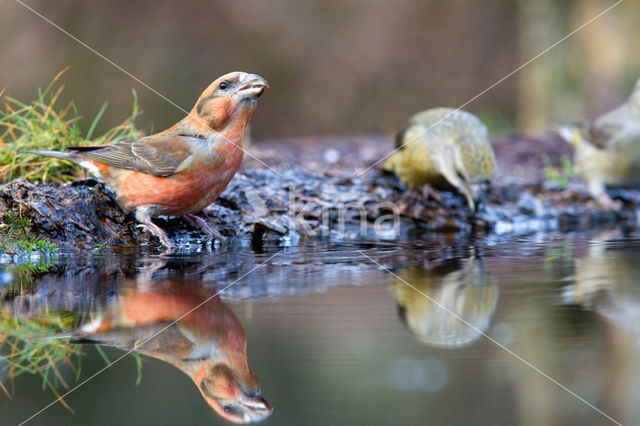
<box><xmin>2</xmin><ymin>230</ymin><xmax>640</xmax><ymax>426</ymax></box>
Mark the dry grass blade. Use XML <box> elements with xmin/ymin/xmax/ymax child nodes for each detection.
<box><xmin>0</xmin><ymin>380</ymin><xmax>12</xmax><ymax>399</ymax></box>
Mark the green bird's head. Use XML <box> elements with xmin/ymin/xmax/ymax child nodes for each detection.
<box><xmin>552</xmin><ymin>124</ymin><xmax>586</xmax><ymax>148</ymax></box>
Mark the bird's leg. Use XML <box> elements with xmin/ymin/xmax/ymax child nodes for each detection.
<box><xmin>135</xmin><ymin>258</ymin><xmax>168</xmax><ymax>287</ymax></box>
<box><xmin>419</xmin><ymin>184</ymin><xmax>443</xmax><ymax>203</ymax></box>
<box><xmin>135</xmin><ymin>209</ymin><xmax>175</xmax><ymax>252</ymax></box>
<box><xmin>184</xmin><ymin>214</ymin><xmax>226</xmax><ymax>242</ymax></box>
<box><xmin>588</xmin><ymin>180</ymin><xmax>622</xmax><ymax>211</ymax></box>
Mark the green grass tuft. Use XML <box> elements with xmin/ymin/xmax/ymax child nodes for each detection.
<box><xmin>0</xmin><ymin>296</ymin><xmax>144</xmax><ymax>408</ymax></box>
<box><xmin>0</xmin><ymin>69</ymin><xmax>142</xmax><ymax>184</ymax></box>
<box><xmin>0</xmin><ymin>310</ymin><xmax>82</xmax><ymax>410</ymax></box>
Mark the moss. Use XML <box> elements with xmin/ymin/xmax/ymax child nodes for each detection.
<box><xmin>0</xmin><ymin>211</ymin><xmax>57</xmax><ymax>255</ymax></box>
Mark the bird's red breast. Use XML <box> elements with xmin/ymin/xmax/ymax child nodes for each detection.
<box><xmin>107</xmin><ymin>139</ymin><xmax>245</xmax><ymax>215</ymax></box>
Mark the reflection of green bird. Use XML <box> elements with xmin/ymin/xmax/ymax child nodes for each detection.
<box><xmin>555</xmin><ymin>79</ymin><xmax>640</xmax><ymax>210</ymax></box>
<box><xmin>389</xmin><ymin>257</ymin><xmax>498</xmax><ymax>348</ymax></box>
<box><xmin>384</xmin><ymin>108</ymin><xmax>496</xmax><ymax>210</ymax></box>
<box><xmin>563</xmin><ymin>234</ymin><xmax>640</xmax><ymax>340</ymax></box>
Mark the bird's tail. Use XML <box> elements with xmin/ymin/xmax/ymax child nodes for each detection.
<box><xmin>26</xmin><ymin>150</ymin><xmax>78</xmax><ymax>161</ymax></box>
<box><xmin>34</xmin><ymin>333</ymin><xmax>102</xmax><ymax>345</ymax></box>
<box><xmin>32</xmin><ymin>331</ymin><xmax>80</xmax><ymax>340</ymax></box>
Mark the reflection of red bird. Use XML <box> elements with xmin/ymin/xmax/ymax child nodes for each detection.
<box><xmin>48</xmin><ymin>281</ymin><xmax>272</xmax><ymax>424</ymax></box>
<box><xmin>29</xmin><ymin>72</ymin><xmax>268</xmax><ymax>251</ymax></box>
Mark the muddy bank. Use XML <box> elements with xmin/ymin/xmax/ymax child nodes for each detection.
<box><xmin>1</xmin><ymin>133</ymin><xmax>638</xmax><ymax>251</ymax></box>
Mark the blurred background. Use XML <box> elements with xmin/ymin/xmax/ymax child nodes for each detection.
<box><xmin>1</xmin><ymin>0</ymin><xmax>639</xmax><ymax>139</ymax></box>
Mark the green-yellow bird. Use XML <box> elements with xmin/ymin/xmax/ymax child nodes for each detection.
<box><xmin>555</xmin><ymin>79</ymin><xmax>640</xmax><ymax>210</ymax></box>
<box><xmin>383</xmin><ymin>108</ymin><xmax>496</xmax><ymax>210</ymax></box>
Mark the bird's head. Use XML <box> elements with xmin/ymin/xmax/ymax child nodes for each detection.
<box><xmin>195</xmin><ymin>362</ymin><xmax>272</xmax><ymax>424</ymax></box>
<box><xmin>188</xmin><ymin>72</ymin><xmax>269</xmax><ymax>135</ymax></box>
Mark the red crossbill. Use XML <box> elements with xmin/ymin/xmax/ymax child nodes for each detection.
<box><xmin>46</xmin><ymin>280</ymin><xmax>272</xmax><ymax>424</ymax></box>
<box><xmin>29</xmin><ymin>72</ymin><xmax>268</xmax><ymax>251</ymax></box>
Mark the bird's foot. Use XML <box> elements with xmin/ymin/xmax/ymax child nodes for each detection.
<box><xmin>596</xmin><ymin>193</ymin><xmax>623</xmax><ymax>212</ymax></box>
<box><xmin>419</xmin><ymin>184</ymin><xmax>442</xmax><ymax>202</ymax></box>
<box><xmin>136</xmin><ymin>224</ymin><xmax>151</xmax><ymax>234</ymax></box>
<box><xmin>136</xmin><ymin>223</ymin><xmax>175</xmax><ymax>253</ymax></box>
<box><xmin>184</xmin><ymin>214</ymin><xmax>226</xmax><ymax>242</ymax></box>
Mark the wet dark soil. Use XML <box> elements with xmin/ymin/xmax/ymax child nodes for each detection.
<box><xmin>1</xmin><ymin>133</ymin><xmax>638</xmax><ymax>250</ymax></box>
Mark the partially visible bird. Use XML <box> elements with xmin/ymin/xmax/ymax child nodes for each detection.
<box><xmin>383</xmin><ymin>108</ymin><xmax>496</xmax><ymax>210</ymax></box>
<box><xmin>43</xmin><ymin>279</ymin><xmax>272</xmax><ymax>424</ymax></box>
<box><xmin>28</xmin><ymin>71</ymin><xmax>268</xmax><ymax>251</ymax></box>
<box><xmin>561</xmin><ymin>232</ymin><xmax>640</xmax><ymax>344</ymax></box>
<box><xmin>555</xmin><ymin>78</ymin><xmax>640</xmax><ymax>210</ymax></box>
<box><xmin>388</xmin><ymin>257</ymin><xmax>498</xmax><ymax>348</ymax></box>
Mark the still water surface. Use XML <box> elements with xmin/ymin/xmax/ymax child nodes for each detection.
<box><xmin>1</xmin><ymin>230</ymin><xmax>640</xmax><ymax>425</ymax></box>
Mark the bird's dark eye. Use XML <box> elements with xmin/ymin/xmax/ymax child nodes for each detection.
<box><xmin>223</xmin><ymin>405</ymin><xmax>234</xmax><ymax>414</ymax></box>
<box><xmin>219</xmin><ymin>82</ymin><xmax>229</xmax><ymax>90</ymax></box>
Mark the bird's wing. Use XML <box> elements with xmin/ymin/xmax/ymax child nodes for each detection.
<box><xmin>604</xmin><ymin>124</ymin><xmax>640</xmax><ymax>152</ymax></box>
<box><xmin>55</xmin><ymin>323</ymin><xmax>189</xmax><ymax>351</ymax></box>
<box><xmin>67</xmin><ymin>134</ymin><xmax>199</xmax><ymax>177</ymax></box>
<box><xmin>587</xmin><ymin>104</ymin><xmax>632</xmax><ymax>149</ymax></box>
